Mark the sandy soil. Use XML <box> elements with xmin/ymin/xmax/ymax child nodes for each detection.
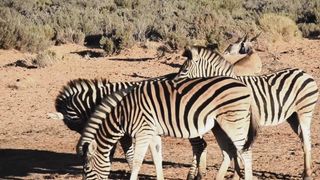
<box><xmin>0</xmin><ymin>39</ymin><xmax>319</xmax><ymax>180</ymax></box>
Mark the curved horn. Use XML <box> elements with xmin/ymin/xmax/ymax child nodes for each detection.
<box><xmin>243</xmin><ymin>33</ymin><xmax>248</xmax><ymax>42</ymax></box>
<box><xmin>250</xmin><ymin>32</ymin><xmax>262</xmax><ymax>42</ymax></box>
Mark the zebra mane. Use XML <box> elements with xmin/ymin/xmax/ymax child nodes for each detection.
<box><xmin>77</xmin><ymin>86</ymin><xmax>135</xmax><ymax>156</ymax></box>
<box><xmin>181</xmin><ymin>45</ymin><xmax>236</xmax><ymax>78</ymax></box>
<box><xmin>185</xmin><ymin>45</ymin><xmax>232</xmax><ymax>66</ymax></box>
<box><xmin>54</xmin><ymin>78</ymin><xmax>110</xmax><ymax>132</ymax></box>
<box><xmin>55</xmin><ymin>78</ymin><xmax>109</xmax><ymax>109</ymax></box>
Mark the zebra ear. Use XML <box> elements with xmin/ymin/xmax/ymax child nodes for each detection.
<box><xmin>79</xmin><ymin>141</ymin><xmax>97</xmax><ymax>157</ymax></box>
<box><xmin>182</xmin><ymin>46</ymin><xmax>192</xmax><ymax>60</ymax></box>
<box><xmin>206</xmin><ymin>43</ymin><xmax>219</xmax><ymax>50</ymax></box>
<box><xmin>82</xmin><ymin>142</ymin><xmax>89</xmax><ymax>156</ymax></box>
<box><xmin>87</xmin><ymin>140</ymin><xmax>97</xmax><ymax>156</ymax></box>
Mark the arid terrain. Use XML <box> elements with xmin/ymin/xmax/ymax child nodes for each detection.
<box><xmin>0</xmin><ymin>39</ymin><xmax>319</xmax><ymax>180</ymax></box>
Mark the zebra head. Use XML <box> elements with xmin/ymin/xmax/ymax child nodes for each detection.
<box><xmin>174</xmin><ymin>45</ymin><xmax>236</xmax><ymax>80</ymax></box>
<box><xmin>78</xmin><ymin>140</ymin><xmax>111</xmax><ymax>180</ymax></box>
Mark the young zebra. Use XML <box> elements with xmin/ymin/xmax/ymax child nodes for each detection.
<box><xmin>77</xmin><ymin>76</ymin><xmax>257</xmax><ymax>180</ymax></box>
<box><xmin>176</xmin><ymin>45</ymin><xmax>319</xmax><ymax>180</ymax></box>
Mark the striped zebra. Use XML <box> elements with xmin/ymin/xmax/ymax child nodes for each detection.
<box><xmin>77</xmin><ymin>76</ymin><xmax>257</xmax><ymax>180</ymax></box>
<box><xmin>53</xmin><ymin>75</ymin><xmax>207</xmax><ymax>179</ymax></box>
<box><xmin>176</xmin><ymin>44</ymin><xmax>319</xmax><ymax>179</ymax></box>
<box><xmin>54</xmin><ymin>74</ymin><xmax>175</xmax><ymax>180</ymax></box>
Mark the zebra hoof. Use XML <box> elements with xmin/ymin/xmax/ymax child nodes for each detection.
<box><xmin>193</xmin><ymin>171</ymin><xmax>207</xmax><ymax>180</ymax></box>
<box><xmin>303</xmin><ymin>170</ymin><xmax>313</xmax><ymax>180</ymax></box>
<box><xmin>186</xmin><ymin>174</ymin><xmax>195</xmax><ymax>180</ymax></box>
<box><xmin>303</xmin><ymin>177</ymin><xmax>313</xmax><ymax>180</ymax></box>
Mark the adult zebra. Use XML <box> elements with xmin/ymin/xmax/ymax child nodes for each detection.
<box><xmin>53</xmin><ymin>74</ymin><xmax>175</xmax><ymax>180</ymax></box>
<box><xmin>176</xmin><ymin>43</ymin><xmax>319</xmax><ymax>180</ymax></box>
<box><xmin>77</xmin><ymin>76</ymin><xmax>257</xmax><ymax>180</ymax></box>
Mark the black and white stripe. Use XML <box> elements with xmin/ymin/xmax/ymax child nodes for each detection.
<box><xmin>77</xmin><ymin>76</ymin><xmax>256</xmax><ymax>180</ymax></box>
<box><xmin>178</xmin><ymin>45</ymin><xmax>319</xmax><ymax>179</ymax></box>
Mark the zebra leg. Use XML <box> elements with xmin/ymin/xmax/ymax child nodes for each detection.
<box><xmin>288</xmin><ymin>113</ymin><xmax>313</xmax><ymax>179</ymax></box>
<box><xmin>231</xmin><ymin>156</ymin><xmax>241</xmax><ymax>180</ymax></box>
<box><xmin>299</xmin><ymin>114</ymin><xmax>313</xmax><ymax>180</ymax></box>
<box><xmin>212</xmin><ymin>127</ymin><xmax>234</xmax><ymax>180</ymax></box>
<box><xmin>216</xmin><ymin>149</ymin><xmax>232</xmax><ymax>180</ymax></box>
<box><xmin>187</xmin><ymin>137</ymin><xmax>207</xmax><ymax>180</ymax></box>
<box><xmin>130</xmin><ymin>133</ymin><xmax>154</xmax><ymax>180</ymax></box>
<box><xmin>237</xmin><ymin>149</ymin><xmax>253</xmax><ymax>180</ymax></box>
<box><xmin>119</xmin><ymin>134</ymin><xmax>134</xmax><ymax>169</ymax></box>
<box><xmin>149</xmin><ymin>135</ymin><xmax>164</xmax><ymax>180</ymax></box>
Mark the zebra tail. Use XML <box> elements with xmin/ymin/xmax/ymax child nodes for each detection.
<box><xmin>243</xmin><ymin>107</ymin><xmax>260</xmax><ymax>151</ymax></box>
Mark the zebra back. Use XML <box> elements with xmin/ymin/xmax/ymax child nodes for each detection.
<box><xmin>55</xmin><ymin>73</ymin><xmax>177</xmax><ymax>133</ymax></box>
<box><xmin>55</xmin><ymin>78</ymin><xmax>136</xmax><ymax>133</ymax></box>
<box><xmin>176</xmin><ymin>46</ymin><xmax>319</xmax><ymax>125</ymax></box>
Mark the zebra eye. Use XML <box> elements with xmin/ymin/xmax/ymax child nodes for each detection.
<box><xmin>181</xmin><ymin>69</ymin><xmax>188</xmax><ymax>73</ymax></box>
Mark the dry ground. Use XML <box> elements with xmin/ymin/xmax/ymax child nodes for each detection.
<box><xmin>0</xmin><ymin>39</ymin><xmax>319</xmax><ymax>179</ymax></box>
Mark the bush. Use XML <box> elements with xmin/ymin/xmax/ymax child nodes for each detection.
<box><xmin>259</xmin><ymin>13</ymin><xmax>301</xmax><ymax>42</ymax></box>
<box><xmin>299</xmin><ymin>23</ymin><xmax>320</xmax><ymax>38</ymax></box>
<box><xmin>0</xmin><ymin>0</ymin><xmax>319</xmax><ymax>53</ymax></box>
<box><xmin>32</xmin><ymin>50</ymin><xmax>58</xmax><ymax>68</ymax></box>
<box><xmin>0</xmin><ymin>7</ymin><xmax>53</xmax><ymax>52</ymax></box>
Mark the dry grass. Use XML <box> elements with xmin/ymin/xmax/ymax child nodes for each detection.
<box><xmin>32</xmin><ymin>50</ymin><xmax>59</xmax><ymax>68</ymax></box>
<box><xmin>259</xmin><ymin>13</ymin><xmax>302</xmax><ymax>43</ymax></box>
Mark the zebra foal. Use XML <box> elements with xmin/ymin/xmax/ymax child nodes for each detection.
<box><xmin>77</xmin><ymin>76</ymin><xmax>257</xmax><ymax>180</ymax></box>
<box><xmin>177</xmin><ymin>43</ymin><xmax>319</xmax><ymax>180</ymax></box>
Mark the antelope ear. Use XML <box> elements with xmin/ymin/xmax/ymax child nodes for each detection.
<box><xmin>182</xmin><ymin>46</ymin><xmax>192</xmax><ymax>59</ymax></box>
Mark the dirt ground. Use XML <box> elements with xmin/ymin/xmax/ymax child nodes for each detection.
<box><xmin>0</xmin><ymin>39</ymin><xmax>319</xmax><ymax>180</ymax></box>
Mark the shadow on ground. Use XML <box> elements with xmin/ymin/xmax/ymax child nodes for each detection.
<box><xmin>0</xmin><ymin>149</ymin><xmax>305</xmax><ymax>179</ymax></box>
<box><xmin>0</xmin><ymin>149</ymin><xmax>189</xmax><ymax>179</ymax></box>
<box><xmin>0</xmin><ymin>149</ymin><xmax>81</xmax><ymax>179</ymax></box>
<box><xmin>205</xmin><ymin>165</ymin><xmax>302</xmax><ymax>180</ymax></box>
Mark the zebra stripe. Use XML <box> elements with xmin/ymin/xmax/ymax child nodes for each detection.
<box><xmin>55</xmin><ymin>73</ymin><xmax>177</xmax><ymax>132</ymax></box>
<box><xmin>77</xmin><ymin>76</ymin><xmax>256</xmax><ymax>180</ymax></box>
<box><xmin>178</xmin><ymin>45</ymin><xmax>319</xmax><ymax>179</ymax></box>
<box><xmin>55</xmin><ymin>75</ymin><xmax>176</xmax><ymax>179</ymax></box>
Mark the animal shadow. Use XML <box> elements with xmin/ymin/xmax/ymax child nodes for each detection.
<box><xmin>0</xmin><ymin>149</ymin><xmax>81</xmax><ymax>179</ymax></box>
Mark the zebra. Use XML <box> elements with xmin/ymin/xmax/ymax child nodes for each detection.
<box><xmin>77</xmin><ymin>76</ymin><xmax>257</xmax><ymax>180</ymax></box>
<box><xmin>53</xmin><ymin>74</ymin><xmax>176</xmax><ymax>180</ymax></box>
<box><xmin>176</xmin><ymin>43</ymin><xmax>319</xmax><ymax>180</ymax></box>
